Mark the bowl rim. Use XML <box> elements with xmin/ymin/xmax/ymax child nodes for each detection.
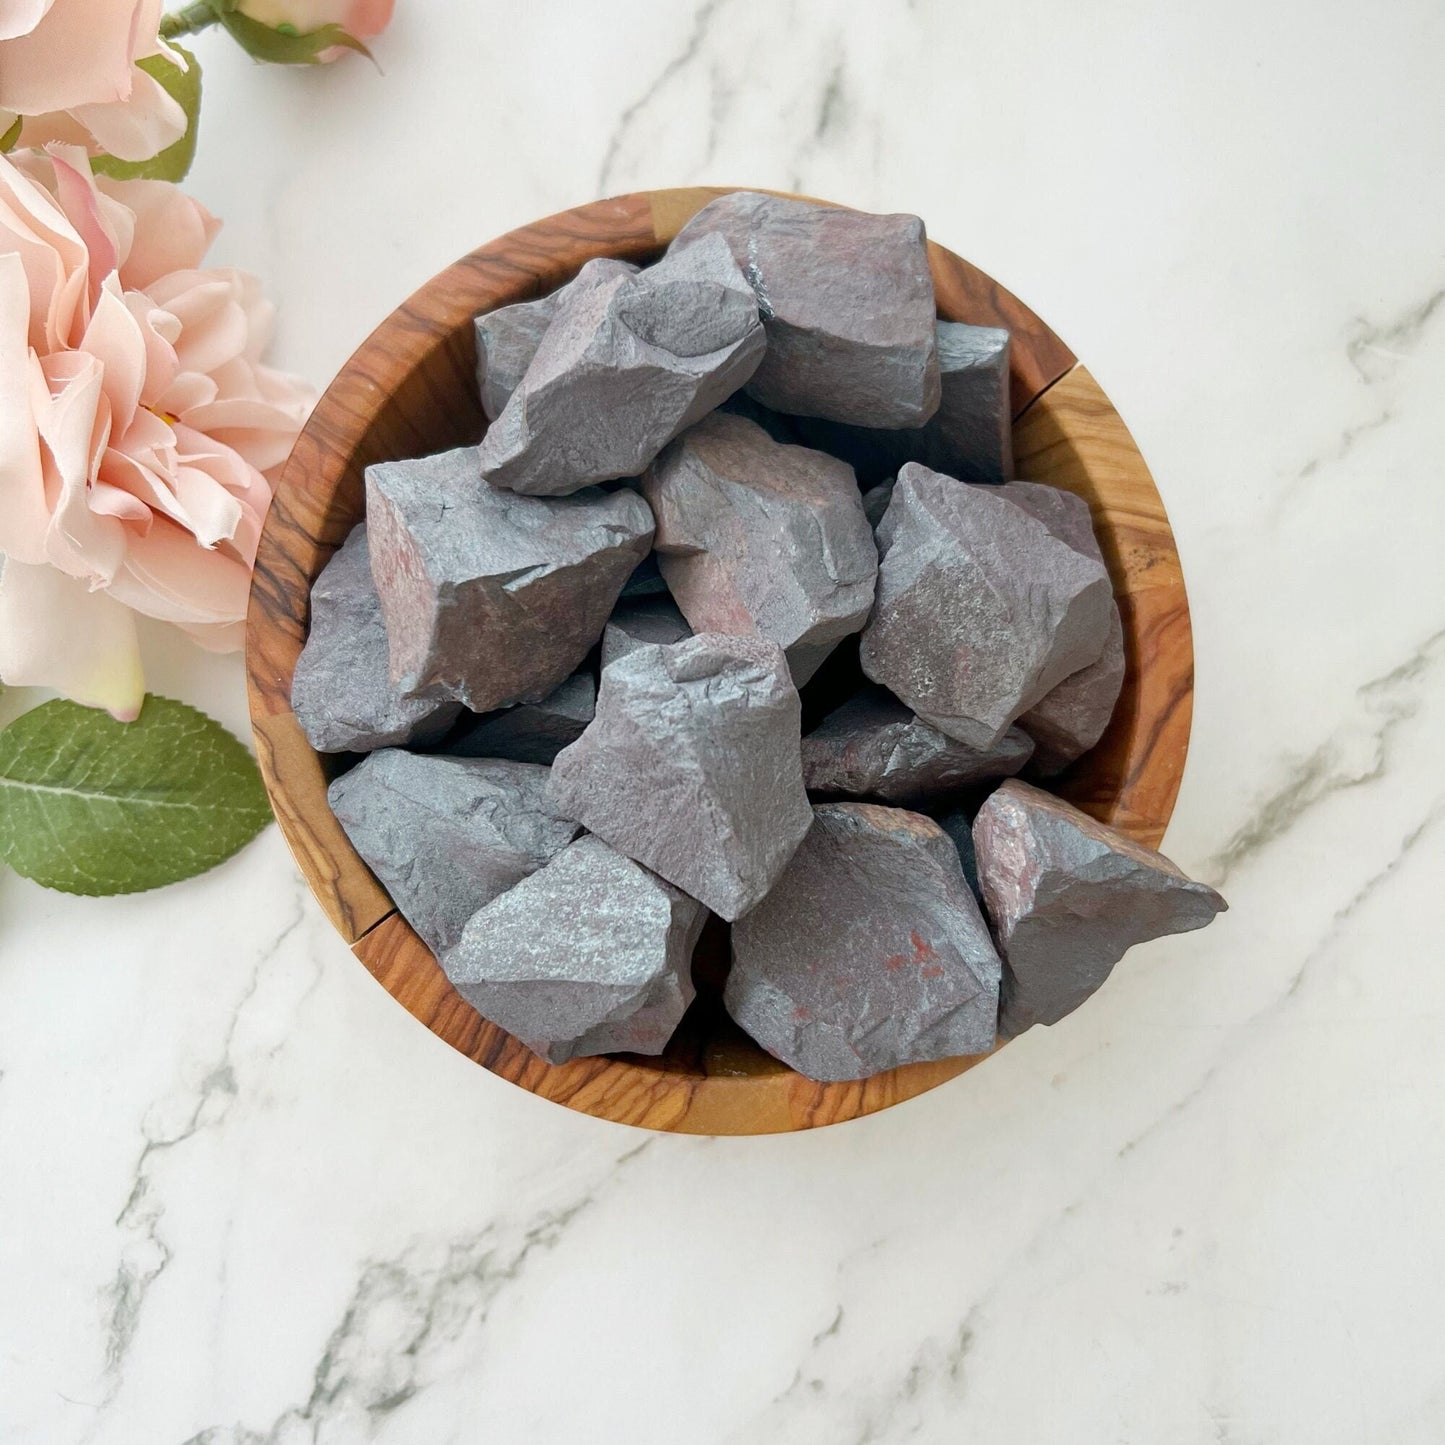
<box><xmin>245</xmin><ymin>186</ymin><xmax>1193</xmax><ymax>1135</ymax></box>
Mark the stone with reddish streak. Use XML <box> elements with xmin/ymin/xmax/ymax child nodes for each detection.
<box><xmin>973</xmin><ymin>779</ymin><xmax>1227</xmax><ymax>1037</ymax></box>
<box><xmin>726</xmin><ymin>803</ymin><xmax>1002</xmax><ymax>1080</ymax></box>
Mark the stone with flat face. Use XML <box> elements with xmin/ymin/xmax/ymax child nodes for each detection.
<box><xmin>328</xmin><ymin>751</ymin><xmax>579</xmax><ymax>956</ymax></box>
<box><xmin>600</xmin><ymin>596</ymin><xmax>692</xmax><ymax>671</ymax></box>
<box><xmin>643</xmin><ymin>412</ymin><xmax>877</xmax><ymax>685</ymax></box>
<box><xmin>973</xmin><ymin>779</ymin><xmax>1227</xmax><ymax>1036</ymax></box>
<box><xmin>860</xmin><ymin>463</ymin><xmax>1113</xmax><ymax>748</ymax></box>
<box><xmin>802</xmin><ymin>687</ymin><xmax>1032</xmax><ymax>805</ymax></box>
<box><xmin>449</xmin><ymin>672</ymin><xmax>596</xmax><ymax>765</ymax></box>
<box><xmin>1019</xmin><ymin>608</ymin><xmax>1126</xmax><ymax>774</ymax></box>
<box><xmin>549</xmin><ymin>633</ymin><xmax>811</xmax><ymax>921</ymax></box>
<box><xmin>476</xmin><ymin>233</ymin><xmax>765</xmax><ymax>496</ymax></box>
<box><xmin>292</xmin><ymin>525</ymin><xmax>461</xmax><ymax>753</ymax></box>
<box><xmin>673</xmin><ymin>191</ymin><xmax>940</xmax><ymax>427</ymax></box>
<box><xmin>444</xmin><ymin>835</ymin><xmax>706</xmax><ymax>1064</ymax></box>
<box><xmin>727</xmin><ymin>803</ymin><xmax>1001</xmax><ymax>1080</ymax></box>
<box><xmin>794</xmin><ymin>322</ymin><xmax>1013</xmax><ymax>485</ymax></box>
<box><xmin>474</xmin><ymin>257</ymin><xmax>640</xmax><ymax>420</ymax></box>
<box><xmin>366</xmin><ymin>445</ymin><xmax>652</xmax><ymax>712</ymax></box>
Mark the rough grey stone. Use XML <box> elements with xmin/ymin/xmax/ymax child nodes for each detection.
<box><xmin>1019</xmin><ymin>608</ymin><xmax>1126</xmax><ymax>774</ymax></box>
<box><xmin>474</xmin><ymin>258</ymin><xmax>639</xmax><ymax>420</ymax></box>
<box><xmin>328</xmin><ymin>751</ymin><xmax>579</xmax><ymax>956</ymax></box>
<box><xmin>291</xmin><ymin>525</ymin><xmax>461</xmax><ymax>754</ymax></box>
<box><xmin>860</xmin><ymin>481</ymin><xmax>894</xmax><ymax>531</ymax></box>
<box><xmin>366</xmin><ymin>445</ymin><xmax>653</xmax><ymax>712</ymax></box>
<box><xmin>938</xmin><ymin>808</ymin><xmax>982</xmax><ymax>899</ymax></box>
<box><xmin>802</xmin><ymin>687</ymin><xmax>1032</xmax><ymax>804</ymax></box>
<box><xmin>643</xmin><ymin>412</ymin><xmax>878</xmax><ymax>685</ymax></box>
<box><xmin>794</xmin><ymin>322</ymin><xmax>1013</xmax><ymax>485</ymax></box>
<box><xmin>600</xmin><ymin>596</ymin><xmax>692</xmax><ymax>671</ymax></box>
<box><xmin>449</xmin><ymin>672</ymin><xmax>596</xmax><ymax>765</ymax></box>
<box><xmin>860</xmin><ymin>463</ymin><xmax>1114</xmax><ymax>748</ymax></box>
<box><xmin>727</xmin><ymin>803</ymin><xmax>1001</xmax><ymax>1080</ymax></box>
<box><xmin>444</xmin><ymin>835</ymin><xmax>706</xmax><ymax>1064</ymax></box>
<box><xmin>673</xmin><ymin>191</ymin><xmax>940</xmax><ymax>428</ymax></box>
<box><xmin>549</xmin><ymin>633</ymin><xmax>811</xmax><ymax>920</ymax></box>
<box><xmin>973</xmin><ymin>779</ymin><xmax>1227</xmax><ymax>1036</ymax></box>
<box><xmin>619</xmin><ymin>552</ymin><xmax>670</xmax><ymax>598</ymax></box>
<box><xmin>477</xmin><ymin>233</ymin><xmax>765</xmax><ymax>496</ymax></box>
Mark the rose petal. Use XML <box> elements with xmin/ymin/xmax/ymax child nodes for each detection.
<box><xmin>0</xmin><ymin>557</ymin><xmax>145</xmax><ymax>720</ymax></box>
<box><xmin>0</xmin><ymin>251</ymin><xmax>49</xmax><ymax>564</ymax></box>
<box><xmin>0</xmin><ymin>0</ymin><xmax>147</xmax><ymax>112</ymax></box>
<box><xmin>100</xmin><ymin>176</ymin><xmax>217</xmax><ymax>290</ymax></box>
<box><xmin>69</xmin><ymin>66</ymin><xmax>187</xmax><ymax>164</ymax></box>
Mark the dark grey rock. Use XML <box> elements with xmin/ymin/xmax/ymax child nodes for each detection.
<box><xmin>793</xmin><ymin>322</ymin><xmax>1012</xmax><ymax>485</ymax></box>
<box><xmin>643</xmin><ymin>412</ymin><xmax>878</xmax><ymax>685</ymax></box>
<box><xmin>802</xmin><ymin>687</ymin><xmax>1032</xmax><ymax>804</ymax></box>
<box><xmin>673</xmin><ymin>191</ymin><xmax>940</xmax><ymax>428</ymax></box>
<box><xmin>477</xmin><ymin>233</ymin><xmax>765</xmax><ymax>496</ymax></box>
<box><xmin>445</xmin><ymin>835</ymin><xmax>705</xmax><ymax>1063</ymax></box>
<box><xmin>619</xmin><ymin>552</ymin><xmax>670</xmax><ymax>598</ymax></box>
<box><xmin>366</xmin><ymin>445</ymin><xmax>652</xmax><ymax>712</ymax></box>
<box><xmin>328</xmin><ymin>751</ymin><xmax>579</xmax><ymax>956</ymax></box>
<box><xmin>727</xmin><ymin>803</ymin><xmax>1001</xmax><ymax>1080</ymax></box>
<box><xmin>860</xmin><ymin>463</ymin><xmax>1114</xmax><ymax>748</ymax></box>
<box><xmin>716</xmin><ymin>388</ymin><xmax>803</xmax><ymax>445</ymax></box>
<box><xmin>938</xmin><ymin>808</ymin><xmax>981</xmax><ymax>899</ymax></box>
<box><xmin>549</xmin><ymin>633</ymin><xmax>811</xmax><ymax>920</ymax></box>
<box><xmin>1019</xmin><ymin>608</ymin><xmax>1126</xmax><ymax>774</ymax></box>
<box><xmin>973</xmin><ymin>779</ymin><xmax>1227</xmax><ymax>1036</ymax></box>
<box><xmin>860</xmin><ymin>480</ymin><xmax>894</xmax><ymax>531</ymax></box>
<box><xmin>449</xmin><ymin>671</ymin><xmax>596</xmax><ymax>765</ymax></box>
<box><xmin>600</xmin><ymin>596</ymin><xmax>692</xmax><ymax>671</ymax></box>
<box><xmin>474</xmin><ymin>258</ymin><xmax>639</xmax><ymax>420</ymax></box>
<box><xmin>291</xmin><ymin>526</ymin><xmax>461</xmax><ymax>754</ymax></box>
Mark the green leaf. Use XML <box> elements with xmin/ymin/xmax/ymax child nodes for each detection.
<box><xmin>217</xmin><ymin>10</ymin><xmax>372</xmax><ymax>64</ymax></box>
<box><xmin>91</xmin><ymin>46</ymin><xmax>202</xmax><ymax>183</ymax></box>
<box><xmin>0</xmin><ymin>695</ymin><xmax>272</xmax><ymax>896</ymax></box>
<box><xmin>0</xmin><ymin>114</ymin><xmax>22</xmax><ymax>154</ymax></box>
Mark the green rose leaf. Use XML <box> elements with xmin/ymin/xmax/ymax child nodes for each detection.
<box><xmin>0</xmin><ymin>695</ymin><xmax>272</xmax><ymax>896</ymax></box>
<box><xmin>0</xmin><ymin>114</ymin><xmax>22</xmax><ymax>154</ymax></box>
<box><xmin>92</xmin><ymin>45</ymin><xmax>202</xmax><ymax>183</ymax></box>
<box><xmin>217</xmin><ymin>10</ymin><xmax>372</xmax><ymax>64</ymax></box>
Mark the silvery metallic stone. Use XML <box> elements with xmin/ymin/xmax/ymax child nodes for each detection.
<box><xmin>449</xmin><ymin>671</ymin><xmax>596</xmax><ymax>765</ymax></box>
<box><xmin>328</xmin><ymin>751</ymin><xmax>579</xmax><ymax>956</ymax></box>
<box><xmin>477</xmin><ymin>233</ymin><xmax>765</xmax><ymax>496</ymax></box>
<box><xmin>549</xmin><ymin>633</ymin><xmax>812</xmax><ymax>921</ymax></box>
<box><xmin>801</xmin><ymin>687</ymin><xmax>1033</xmax><ymax>805</ymax></box>
<box><xmin>474</xmin><ymin>258</ymin><xmax>639</xmax><ymax>420</ymax></box>
<box><xmin>291</xmin><ymin>526</ymin><xmax>461</xmax><ymax>754</ymax></box>
<box><xmin>860</xmin><ymin>481</ymin><xmax>894</xmax><ymax>531</ymax></box>
<box><xmin>793</xmin><ymin>322</ymin><xmax>1013</xmax><ymax>485</ymax></box>
<box><xmin>643</xmin><ymin>412</ymin><xmax>878</xmax><ymax>685</ymax></box>
<box><xmin>727</xmin><ymin>803</ymin><xmax>1001</xmax><ymax>1080</ymax></box>
<box><xmin>860</xmin><ymin>463</ymin><xmax>1114</xmax><ymax>749</ymax></box>
<box><xmin>600</xmin><ymin>596</ymin><xmax>692</xmax><ymax>670</ymax></box>
<box><xmin>444</xmin><ymin>835</ymin><xmax>706</xmax><ymax>1064</ymax></box>
<box><xmin>366</xmin><ymin>445</ymin><xmax>653</xmax><ymax>712</ymax></box>
<box><xmin>1018</xmin><ymin>608</ymin><xmax>1126</xmax><ymax>774</ymax></box>
<box><xmin>672</xmin><ymin>191</ymin><xmax>940</xmax><ymax>427</ymax></box>
<box><xmin>973</xmin><ymin>779</ymin><xmax>1227</xmax><ymax>1036</ymax></box>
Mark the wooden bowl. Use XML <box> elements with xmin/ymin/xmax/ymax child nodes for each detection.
<box><xmin>246</xmin><ymin>187</ymin><xmax>1193</xmax><ymax>1135</ymax></box>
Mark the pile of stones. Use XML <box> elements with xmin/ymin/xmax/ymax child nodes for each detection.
<box><xmin>293</xmin><ymin>193</ymin><xmax>1226</xmax><ymax>1082</ymax></box>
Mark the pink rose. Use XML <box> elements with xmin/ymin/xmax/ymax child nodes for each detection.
<box><xmin>236</xmin><ymin>0</ymin><xmax>394</xmax><ymax>58</ymax></box>
<box><xmin>0</xmin><ymin>145</ymin><xmax>314</xmax><ymax>720</ymax></box>
<box><xmin>0</xmin><ymin>0</ymin><xmax>187</xmax><ymax>162</ymax></box>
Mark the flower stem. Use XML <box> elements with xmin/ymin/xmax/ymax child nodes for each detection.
<box><xmin>159</xmin><ymin>3</ymin><xmax>219</xmax><ymax>39</ymax></box>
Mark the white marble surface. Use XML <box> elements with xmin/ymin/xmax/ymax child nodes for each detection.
<box><xmin>3</xmin><ymin>1</ymin><xmax>1444</xmax><ymax>1440</ymax></box>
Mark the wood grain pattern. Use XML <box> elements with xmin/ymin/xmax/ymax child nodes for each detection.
<box><xmin>246</xmin><ymin>188</ymin><xmax>1192</xmax><ymax>1134</ymax></box>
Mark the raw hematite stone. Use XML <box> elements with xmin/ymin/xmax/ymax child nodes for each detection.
<box><xmin>366</xmin><ymin>445</ymin><xmax>652</xmax><ymax>712</ymax></box>
<box><xmin>619</xmin><ymin>552</ymin><xmax>670</xmax><ymax>599</ymax></box>
<box><xmin>600</xmin><ymin>596</ymin><xmax>692</xmax><ymax>671</ymax></box>
<box><xmin>449</xmin><ymin>671</ymin><xmax>596</xmax><ymax>765</ymax></box>
<box><xmin>474</xmin><ymin>257</ymin><xmax>639</xmax><ymax>420</ymax></box>
<box><xmin>643</xmin><ymin>412</ymin><xmax>877</xmax><ymax>684</ymax></box>
<box><xmin>549</xmin><ymin>633</ymin><xmax>812</xmax><ymax>920</ymax></box>
<box><xmin>477</xmin><ymin>233</ymin><xmax>764</xmax><ymax>496</ymax></box>
<box><xmin>860</xmin><ymin>463</ymin><xmax>1113</xmax><ymax>749</ymax></box>
<box><xmin>860</xmin><ymin>480</ymin><xmax>894</xmax><ymax>531</ymax></box>
<box><xmin>292</xmin><ymin>525</ymin><xmax>460</xmax><ymax>753</ymax></box>
<box><xmin>801</xmin><ymin>687</ymin><xmax>1032</xmax><ymax>804</ymax></box>
<box><xmin>328</xmin><ymin>751</ymin><xmax>579</xmax><ymax>956</ymax></box>
<box><xmin>673</xmin><ymin>191</ymin><xmax>940</xmax><ymax>427</ymax></box>
<box><xmin>727</xmin><ymin>803</ymin><xmax>1002</xmax><ymax>1080</ymax></box>
<box><xmin>973</xmin><ymin>779</ymin><xmax>1227</xmax><ymax>1036</ymax></box>
<box><xmin>794</xmin><ymin>322</ymin><xmax>1013</xmax><ymax>485</ymax></box>
<box><xmin>444</xmin><ymin>835</ymin><xmax>706</xmax><ymax>1063</ymax></box>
